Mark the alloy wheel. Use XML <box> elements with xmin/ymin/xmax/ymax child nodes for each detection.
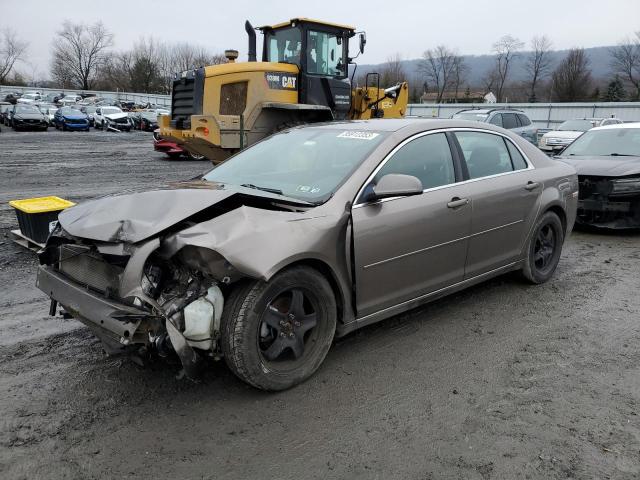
<box><xmin>258</xmin><ymin>289</ymin><xmax>318</xmax><ymax>363</ymax></box>
<box><xmin>534</xmin><ymin>224</ymin><xmax>556</xmax><ymax>273</ymax></box>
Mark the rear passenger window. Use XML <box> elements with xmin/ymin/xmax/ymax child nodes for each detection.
<box><xmin>505</xmin><ymin>139</ymin><xmax>528</xmax><ymax>170</ymax></box>
<box><xmin>488</xmin><ymin>114</ymin><xmax>503</xmax><ymax>127</ymax></box>
<box><xmin>375</xmin><ymin>133</ymin><xmax>455</xmax><ymax>189</ymax></box>
<box><xmin>455</xmin><ymin>131</ymin><xmax>513</xmax><ymax>179</ymax></box>
<box><xmin>502</xmin><ymin>113</ymin><xmax>519</xmax><ymax>129</ymax></box>
<box><xmin>517</xmin><ymin>114</ymin><xmax>531</xmax><ymax>126</ymax></box>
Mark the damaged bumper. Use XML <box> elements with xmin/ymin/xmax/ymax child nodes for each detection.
<box><xmin>576</xmin><ymin>177</ymin><xmax>640</xmax><ymax>229</ymax></box>
<box><xmin>37</xmin><ymin>265</ymin><xmax>152</xmax><ymax>350</ymax></box>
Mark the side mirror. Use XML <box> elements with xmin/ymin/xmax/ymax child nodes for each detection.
<box><xmin>359</xmin><ymin>33</ymin><xmax>366</xmax><ymax>54</ymax></box>
<box><xmin>365</xmin><ymin>174</ymin><xmax>423</xmax><ymax>202</ymax></box>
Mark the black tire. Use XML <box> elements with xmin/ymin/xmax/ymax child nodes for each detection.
<box><xmin>166</xmin><ymin>153</ymin><xmax>182</xmax><ymax>160</ymax></box>
<box><xmin>62</xmin><ymin>123</ymin><xmax>67</xmax><ymax>131</ymax></box>
<box><xmin>187</xmin><ymin>152</ymin><xmax>205</xmax><ymax>160</ymax></box>
<box><xmin>521</xmin><ymin>211</ymin><xmax>564</xmax><ymax>284</ymax></box>
<box><xmin>221</xmin><ymin>266</ymin><xmax>337</xmax><ymax>391</ymax></box>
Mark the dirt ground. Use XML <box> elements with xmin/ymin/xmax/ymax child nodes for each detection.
<box><xmin>0</xmin><ymin>129</ymin><xmax>639</xmax><ymax>480</ymax></box>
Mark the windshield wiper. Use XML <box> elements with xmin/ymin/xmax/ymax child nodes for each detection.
<box><xmin>240</xmin><ymin>183</ymin><xmax>284</xmax><ymax>195</ymax></box>
<box><xmin>609</xmin><ymin>153</ymin><xmax>636</xmax><ymax>157</ymax></box>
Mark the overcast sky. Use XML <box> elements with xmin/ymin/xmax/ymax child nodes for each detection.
<box><xmin>3</xmin><ymin>0</ymin><xmax>640</xmax><ymax>77</ymax></box>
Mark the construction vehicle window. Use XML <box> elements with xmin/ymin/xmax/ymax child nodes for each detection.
<box><xmin>266</xmin><ymin>28</ymin><xmax>302</xmax><ymax>65</ymax></box>
<box><xmin>307</xmin><ymin>31</ymin><xmax>345</xmax><ymax>77</ymax></box>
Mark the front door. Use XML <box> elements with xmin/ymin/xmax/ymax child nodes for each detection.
<box><xmin>352</xmin><ymin>132</ymin><xmax>472</xmax><ymax>317</ymax></box>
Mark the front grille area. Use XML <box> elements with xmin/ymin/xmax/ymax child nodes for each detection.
<box><xmin>578</xmin><ymin>176</ymin><xmax>612</xmax><ymax>200</ymax></box>
<box><xmin>113</xmin><ymin>117</ymin><xmax>129</xmax><ymax>124</ymax></box>
<box><xmin>58</xmin><ymin>245</ymin><xmax>124</xmax><ymax>294</ymax></box>
<box><xmin>220</xmin><ymin>81</ymin><xmax>248</xmax><ymax>115</ymax></box>
<box><xmin>170</xmin><ymin>67</ymin><xmax>204</xmax><ymax>129</ymax></box>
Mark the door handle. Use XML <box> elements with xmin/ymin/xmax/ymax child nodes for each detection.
<box><xmin>524</xmin><ymin>181</ymin><xmax>540</xmax><ymax>191</ymax></box>
<box><xmin>447</xmin><ymin>197</ymin><xmax>469</xmax><ymax>209</ymax></box>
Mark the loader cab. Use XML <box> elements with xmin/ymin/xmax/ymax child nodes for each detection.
<box><xmin>259</xmin><ymin>18</ymin><xmax>356</xmax><ymax>119</ymax></box>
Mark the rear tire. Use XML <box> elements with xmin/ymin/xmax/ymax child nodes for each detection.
<box><xmin>521</xmin><ymin>211</ymin><xmax>564</xmax><ymax>284</ymax></box>
<box><xmin>221</xmin><ymin>266</ymin><xmax>337</xmax><ymax>391</ymax></box>
<box><xmin>187</xmin><ymin>152</ymin><xmax>205</xmax><ymax>160</ymax></box>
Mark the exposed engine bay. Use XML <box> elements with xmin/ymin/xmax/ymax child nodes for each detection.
<box><xmin>35</xmin><ymin>185</ymin><xmax>331</xmax><ymax>380</ymax></box>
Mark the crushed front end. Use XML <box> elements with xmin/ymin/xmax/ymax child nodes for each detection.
<box><xmin>577</xmin><ymin>176</ymin><xmax>640</xmax><ymax>228</ymax></box>
<box><xmin>36</xmin><ymin>224</ymin><xmax>234</xmax><ymax>378</ymax></box>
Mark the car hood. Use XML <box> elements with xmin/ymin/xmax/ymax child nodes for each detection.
<box><xmin>15</xmin><ymin>113</ymin><xmax>45</xmax><ymax>120</ymax></box>
<box><xmin>58</xmin><ymin>182</ymin><xmax>312</xmax><ymax>243</ymax></box>
<box><xmin>103</xmin><ymin>112</ymin><xmax>127</xmax><ymax>120</ymax></box>
<box><xmin>62</xmin><ymin>114</ymin><xmax>87</xmax><ymax>120</ymax></box>
<box><xmin>543</xmin><ymin>130</ymin><xmax>583</xmax><ymax>139</ymax></box>
<box><xmin>556</xmin><ymin>155</ymin><xmax>640</xmax><ymax>177</ymax></box>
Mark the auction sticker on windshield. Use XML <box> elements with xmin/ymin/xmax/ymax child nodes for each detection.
<box><xmin>337</xmin><ymin>131</ymin><xmax>380</xmax><ymax>140</ymax></box>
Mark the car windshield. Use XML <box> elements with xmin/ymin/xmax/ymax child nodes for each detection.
<box><xmin>562</xmin><ymin>128</ymin><xmax>640</xmax><ymax>157</ymax></box>
<box><xmin>84</xmin><ymin>106</ymin><xmax>96</xmax><ymax>113</ymax></box>
<box><xmin>16</xmin><ymin>105</ymin><xmax>40</xmax><ymax>113</ymax></box>
<box><xmin>59</xmin><ymin>107</ymin><xmax>81</xmax><ymax>114</ymax></box>
<box><xmin>102</xmin><ymin>107</ymin><xmax>121</xmax><ymax>114</ymax></box>
<box><xmin>558</xmin><ymin>120</ymin><xmax>595</xmax><ymax>132</ymax></box>
<box><xmin>203</xmin><ymin>128</ymin><xmax>388</xmax><ymax>203</ymax></box>
<box><xmin>452</xmin><ymin>112</ymin><xmax>489</xmax><ymax>121</ymax></box>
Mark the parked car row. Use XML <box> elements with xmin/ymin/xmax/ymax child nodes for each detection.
<box><xmin>2</xmin><ymin>90</ymin><xmax>170</xmax><ymax>113</ymax></box>
<box><xmin>1</xmin><ymin>99</ymin><xmax>171</xmax><ymax>133</ymax></box>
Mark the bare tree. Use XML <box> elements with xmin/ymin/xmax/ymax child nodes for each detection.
<box><xmin>419</xmin><ymin>46</ymin><xmax>457</xmax><ymax>103</ymax></box>
<box><xmin>0</xmin><ymin>28</ymin><xmax>28</xmax><ymax>84</ymax></box>
<box><xmin>525</xmin><ymin>35</ymin><xmax>553</xmax><ymax>102</ymax></box>
<box><xmin>610</xmin><ymin>32</ymin><xmax>640</xmax><ymax>100</ymax></box>
<box><xmin>378</xmin><ymin>53</ymin><xmax>405</xmax><ymax>87</ymax></box>
<box><xmin>481</xmin><ymin>68</ymin><xmax>498</xmax><ymax>95</ymax></box>
<box><xmin>551</xmin><ymin>48</ymin><xmax>592</xmax><ymax>101</ymax></box>
<box><xmin>51</xmin><ymin>21</ymin><xmax>114</xmax><ymax>90</ymax></box>
<box><xmin>491</xmin><ymin>35</ymin><xmax>524</xmax><ymax>102</ymax></box>
<box><xmin>451</xmin><ymin>55</ymin><xmax>467</xmax><ymax>101</ymax></box>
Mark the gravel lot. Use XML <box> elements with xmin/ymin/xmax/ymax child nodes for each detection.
<box><xmin>1</xmin><ymin>129</ymin><xmax>639</xmax><ymax>480</ymax></box>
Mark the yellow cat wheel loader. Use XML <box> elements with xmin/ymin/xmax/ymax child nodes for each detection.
<box><xmin>159</xmin><ymin>18</ymin><xmax>409</xmax><ymax>164</ymax></box>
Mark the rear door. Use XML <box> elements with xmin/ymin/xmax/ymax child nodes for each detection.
<box><xmin>452</xmin><ymin>130</ymin><xmax>541</xmax><ymax>277</ymax></box>
<box><xmin>352</xmin><ymin>132</ymin><xmax>472</xmax><ymax>317</ymax></box>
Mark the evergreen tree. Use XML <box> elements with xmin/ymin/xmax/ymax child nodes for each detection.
<box><xmin>602</xmin><ymin>75</ymin><xmax>627</xmax><ymax>101</ymax></box>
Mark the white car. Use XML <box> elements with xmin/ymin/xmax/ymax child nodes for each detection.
<box><xmin>39</xmin><ymin>105</ymin><xmax>58</xmax><ymax>125</ymax></box>
<box><xmin>17</xmin><ymin>93</ymin><xmax>42</xmax><ymax>104</ymax></box>
<box><xmin>539</xmin><ymin>118</ymin><xmax>624</xmax><ymax>152</ymax></box>
<box><xmin>58</xmin><ymin>94</ymin><xmax>82</xmax><ymax>106</ymax></box>
<box><xmin>94</xmin><ymin>106</ymin><xmax>132</xmax><ymax>131</ymax></box>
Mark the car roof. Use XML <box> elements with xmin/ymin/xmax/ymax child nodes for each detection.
<box><xmin>305</xmin><ymin>118</ymin><xmax>509</xmax><ymax>133</ymax></box>
<box><xmin>455</xmin><ymin>108</ymin><xmax>524</xmax><ymax>115</ymax></box>
<box><xmin>591</xmin><ymin>122</ymin><xmax>640</xmax><ymax>131</ymax></box>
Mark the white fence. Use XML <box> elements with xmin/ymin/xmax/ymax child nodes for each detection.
<box><xmin>407</xmin><ymin>102</ymin><xmax>640</xmax><ymax>127</ymax></box>
<box><xmin>0</xmin><ymin>85</ymin><xmax>171</xmax><ymax>107</ymax></box>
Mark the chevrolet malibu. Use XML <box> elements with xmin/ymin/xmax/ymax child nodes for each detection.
<box><xmin>37</xmin><ymin>120</ymin><xmax>578</xmax><ymax>390</ymax></box>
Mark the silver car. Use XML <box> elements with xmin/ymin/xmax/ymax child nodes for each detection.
<box><xmin>37</xmin><ymin>119</ymin><xmax>578</xmax><ymax>390</ymax></box>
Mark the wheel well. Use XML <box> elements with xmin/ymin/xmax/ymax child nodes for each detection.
<box><xmin>544</xmin><ymin>205</ymin><xmax>567</xmax><ymax>236</ymax></box>
<box><xmin>277</xmin><ymin>259</ymin><xmax>345</xmax><ymax>325</ymax></box>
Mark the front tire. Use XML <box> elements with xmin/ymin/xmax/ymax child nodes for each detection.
<box><xmin>521</xmin><ymin>211</ymin><xmax>564</xmax><ymax>284</ymax></box>
<box><xmin>187</xmin><ymin>152</ymin><xmax>205</xmax><ymax>160</ymax></box>
<box><xmin>221</xmin><ymin>266</ymin><xmax>337</xmax><ymax>391</ymax></box>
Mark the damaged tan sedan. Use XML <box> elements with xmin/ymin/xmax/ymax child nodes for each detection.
<box><xmin>37</xmin><ymin>119</ymin><xmax>578</xmax><ymax>390</ymax></box>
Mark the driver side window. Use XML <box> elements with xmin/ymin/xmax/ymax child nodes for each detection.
<box><xmin>374</xmin><ymin>133</ymin><xmax>455</xmax><ymax>190</ymax></box>
<box><xmin>307</xmin><ymin>31</ymin><xmax>345</xmax><ymax>76</ymax></box>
